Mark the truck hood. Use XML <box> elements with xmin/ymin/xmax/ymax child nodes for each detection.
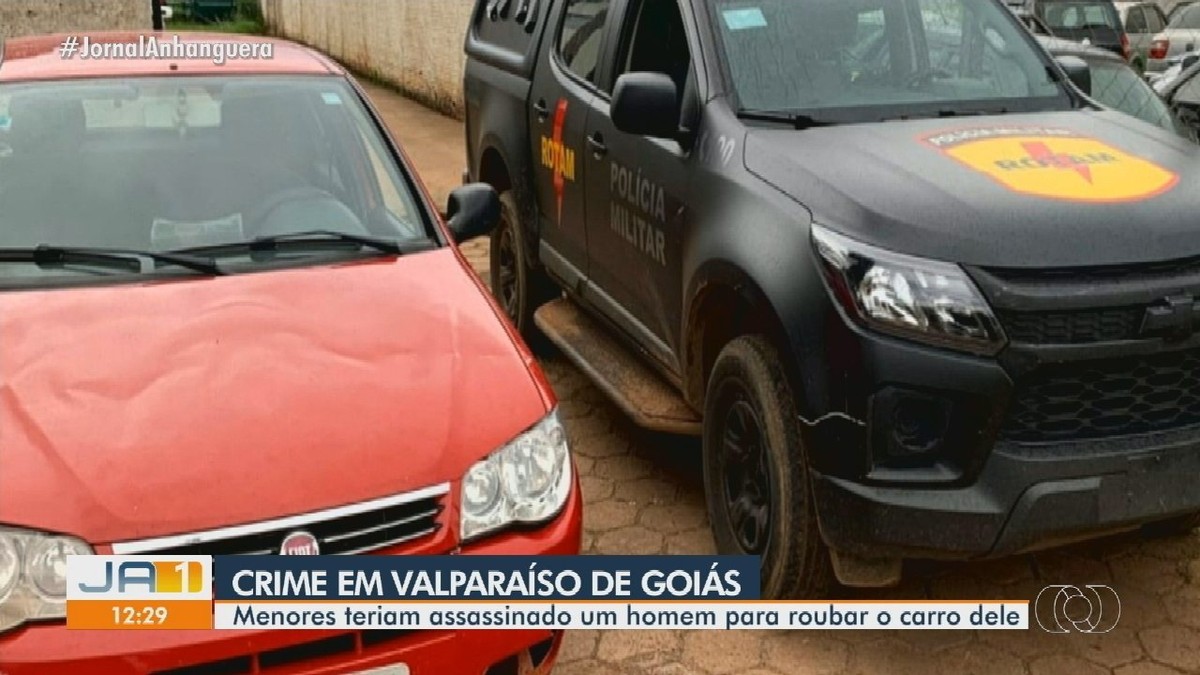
<box><xmin>745</xmin><ymin>110</ymin><xmax>1200</xmax><ymax>268</ymax></box>
<box><xmin>0</xmin><ymin>250</ymin><xmax>547</xmax><ymax>544</ymax></box>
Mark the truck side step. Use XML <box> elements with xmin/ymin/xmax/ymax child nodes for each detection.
<box><xmin>534</xmin><ymin>299</ymin><xmax>702</xmax><ymax>436</ymax></box>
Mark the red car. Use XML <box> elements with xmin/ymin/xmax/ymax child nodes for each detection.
<box><xmin>0</xmin><ymin>32</ymin><xmax>581</xmax><ymax>674</ymax></box>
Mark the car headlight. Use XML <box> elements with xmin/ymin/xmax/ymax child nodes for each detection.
<box><xmin>460</xmin><ymin>409</ymin><xmax>573</xmax><ymax>542</ymax></box>
<box><xmin>811</xmin><ymin>223</ymin><xmax>1006</xmax><ymax>355</ymax></box>
<box><xmin>0</xmin><ymin>527</ymin><xmax>92</xmax><ymax>634</ymax></box>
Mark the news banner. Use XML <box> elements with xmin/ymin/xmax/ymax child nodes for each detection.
<box><xmin>66</xmin><ymin>555</ymin><xmax>1027</xmax><ymax>631</ymax></box>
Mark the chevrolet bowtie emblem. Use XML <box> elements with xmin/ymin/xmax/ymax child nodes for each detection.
<box><xmin>1141</xmin><ymin>295</ymin><xmax>1200</xmax><ymax>341</ymax></box>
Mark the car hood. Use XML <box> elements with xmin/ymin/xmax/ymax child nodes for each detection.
<box><xmin>0</xmin><ymin>249</ymin><xmax>548</xmax><ymax>544</ymax></box>
<box><xmin>745</xmin><ymin>110</ymin><xmax>1200</xmax><ymax>267</ymax></box>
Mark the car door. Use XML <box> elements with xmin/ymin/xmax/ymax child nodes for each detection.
<box><xmin>578</xmin><ymin>0</ymin><xmax>696</xmax><ymax>370</ymax></box>
<box><xmin>529</xmin><ymin>0</ymin><xmax>615</xmax><ymax>286</ymax></box>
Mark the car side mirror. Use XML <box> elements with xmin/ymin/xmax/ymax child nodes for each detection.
<box><xmin>611</xmin><ymin>72</ymin><xmax>681</xmax><ymax>140</ymax></box>
<box><xmin>1184</xmin><ymin>53</ymin><xmax>1200</xmax><ymax>70</ymax></box>
<box><xmin>1056</xmin><ymin>55</ymin><xmax>1092</xmax><ymax>96</ymax></box>
<box><xmin>445</xmin><ymin>183</ymin><xmax>500</xmax><ymax>244</ymax></box>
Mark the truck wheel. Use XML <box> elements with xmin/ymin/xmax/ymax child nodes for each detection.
<box><xmin>703</xmin><ymin>335</ymin><xmax>834</xmax><ymax>599</ymax></box>
<box><xmin>489</xmin><ymin>191</ymin><xmax>557</xmax><ymax>347</ymax></box>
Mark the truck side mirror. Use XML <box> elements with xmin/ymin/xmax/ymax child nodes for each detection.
<box><xmin>1055</xmin><ymin>56</ymin><xmax>1092</xmax><ymax>96</ymax></box>
<box><xmin>445</xmin><ymin>183</ymin><xmax>500</xmax><ymax>243</ymax></box>
<box><xmin>611</xmin><ymin>72</ymin><xmax>681</xmax><ymax>140</ymax></box>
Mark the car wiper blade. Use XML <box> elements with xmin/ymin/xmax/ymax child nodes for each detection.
<box><xmin>250</xmin><ymin>230</ymin><xmax>403</xmax><ymax>254</ymax></box>
<box><xmin>175</xmin><ymin>230</ymin><xmax>403</xmax><ymax>258</ymax></box>
<box><xmin>0</xmin><ymin>246</ymin><xmax>222</xmax><ymax>275</ymax></box>
<box><xmin>935</xmin><ymin>107</ymin><xmax>1009</xmax><ymax>117</ymax></box>
<box><xmin>737</xmin><ymin>109</ymin><xmax>835</xmax><ymax>129</ymax></box>
<box><xmin>882</xmin><ymin>107</ymin><xmax>1010</xmax><ymax>121</ymax></box>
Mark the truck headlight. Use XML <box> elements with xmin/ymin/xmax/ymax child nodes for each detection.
<box><xmin>0</xmin><ymin>527</ymin><xmax>92</xmax><ymax>634</ymax></box>
<box><xmin>460</xmin><ymin>409</ymin><xmax>573</xmax><ymax>542</ymax></box>
<box><xmin>812</xmin><ymin>224</ymin><xmax>1006</xmax><ymax>355</ymax></box>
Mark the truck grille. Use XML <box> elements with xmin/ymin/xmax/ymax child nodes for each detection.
<box><xmin>111</xmin><ymin>483</ymin><xmax>448</xmax><ymax>556</ymax></box>
<box><xmin>1001</xmin><ymin>349</ymin><xmax>1200</xmax><ymax>443</ymax></box>
<box><xmin>997</xmin><ymin>307</ymin><xmax>1143</xmax><ymax>344</ymax></box>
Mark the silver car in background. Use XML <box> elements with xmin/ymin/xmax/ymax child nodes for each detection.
<box><xmin>1149</xmin><ymin>2</ymin><xmax>1200</xmax><ymax>72</ymax></box>
<box><xmin>1115</xmin><ymin>1</ymin><xmax>1170</xmax><ymax>71</ymax></box>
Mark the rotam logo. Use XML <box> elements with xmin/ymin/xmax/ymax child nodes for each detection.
<box><xmin>279</xmin><ymin>531</ymin><xmax>320</xmax><ymax>555</ymax></box>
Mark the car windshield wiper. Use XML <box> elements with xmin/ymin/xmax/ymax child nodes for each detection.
<box><xmin>175</xmin><ymin>230</ymin><xmax>404</xmax><ymax>259</ymax></box>
<box><xmin>0</xmin><ymin>246</ymin><xmax>222</xmax><ymax>275</ymax></box>
<box><xmin>737</xmin><ymin>109</ymin><xmax>836</xmax><ymax>130</ymax></box>
<box><xmin>882</xmin><ymin>107</ymin><xmax>1010</xmax><ymax>121</ymax></box>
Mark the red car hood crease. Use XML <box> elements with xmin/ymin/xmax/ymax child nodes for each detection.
<box><xmin>0</xmin><ymin>250</ymin><xmax>547</xmax><ymax>544</ymax></box>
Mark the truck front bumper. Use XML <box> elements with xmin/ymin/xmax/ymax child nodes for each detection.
<box><xmin>815</xmin><ymin>428</ymin><xmax>1200</xmax><ymax>560</ymax></box>
<box><xmin>803</xmin><ymin>299</ymin><xmax>1200</xmax><ymax>561</ymax></box>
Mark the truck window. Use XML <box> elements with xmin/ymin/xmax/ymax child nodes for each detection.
<box><xmin>557</xmin><ymin>0</ymin><xmax>611</xmax><ymax>84</ymax></box>
<box><xmin>615</xmin><ymin>0</ymin><xmax>692</xmax><ymax>94</ymax></box>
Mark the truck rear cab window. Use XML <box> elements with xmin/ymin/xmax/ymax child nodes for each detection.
<box><xmin>558</xmin><ymin>0</ymin><xmax>611</xmax><ymax>83</ymax></box>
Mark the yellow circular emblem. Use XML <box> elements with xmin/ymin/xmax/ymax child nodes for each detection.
<box><xmin>924</xmin><ymin>127</ymin><xmax>1178</xmax><ymax>203</ymax></box>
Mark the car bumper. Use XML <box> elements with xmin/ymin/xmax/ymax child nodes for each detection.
<box><xmin>815</xmin><ymin>430</ymin><xmax>1200</xmax><ymax>560</ymax></box>
<box><xmin>801</xmin><ymin>296</ymin><xmax>1200</xmax><ymax>561</ymax></box>
<box><xmin>0</xmin><ymin>477</ymin><xmax>583</xmax><ymax>675</ymax></box>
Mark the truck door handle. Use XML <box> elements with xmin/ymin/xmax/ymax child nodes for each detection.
<box><xmin>534</xmin><ymin>99</ymin><xmax>549</xmax><ymax>122</ymax></box>
<box><xmin>587</xmin><ymin>133</ymin><xmax>607</xmax><ymax>157</ymax></box>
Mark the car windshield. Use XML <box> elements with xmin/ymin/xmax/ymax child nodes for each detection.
<box><xmin>0</xmin><ymin>76</ymin><xmax>428</xmax><ymax>272</ymax></box>
<box><xmin>710</xmin><ymin>0</ymin><xmax>1072</xmax><ymax>122</ymax></box>
<box><xmin>1088</xmin><ymin>58</ymin><xmax>1178</xmax><ymax>130</ymax></box>
<box><xmin>1036</xmin><ymin>1</ymin><xmax>1121</xmax><ymax>30</ymax></box>
<box><xmin>1169</xmin><ymin>4</ymin><xmax>1200</xmax><ymax>27</ymax></box>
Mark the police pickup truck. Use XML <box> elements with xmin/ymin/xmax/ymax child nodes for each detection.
<box><xmin>463</xmin><ymin>0</ymin><xmax>1200</xmax><ymax>597</ymax></box>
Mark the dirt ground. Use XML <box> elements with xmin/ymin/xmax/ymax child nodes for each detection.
<box><xmin>362</xmin><ymin>82</ymin><xmax>1200</xmax><ymax>675</ymax></box>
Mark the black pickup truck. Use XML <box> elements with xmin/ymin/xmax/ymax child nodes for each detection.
<box><xmin>462</xmin><ymin>0</ymin><xmax>1200</xmax><ymax>597</ymax></box>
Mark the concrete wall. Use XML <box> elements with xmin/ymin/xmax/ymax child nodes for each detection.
<box><xmin>261</xmin><ymin>0</ymin><xmax>473</xmax><ymax>118</ymax></box>
<box><xmin>1</xmin><ymin>0</ymin><xmax>152</xmax><ymax>39</ymax></box>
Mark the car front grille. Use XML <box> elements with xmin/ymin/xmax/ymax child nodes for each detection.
<box><xmin>997</xmin><ymin>307</ymin><xmax>1144</xmax><ymax>344</ymax></box>
<box><xmin>1000</xmin><ymin>348</ymin><xmax>1200</xmax><ymax>443</ymax></box>
<box><xmin>154</xmin><ymin>630</ymin><xmax>421</xmax><ymax>675</ymax></box>
<box><xmin>111</xmin><ymin>483</ymin><xmax>448</xmax><ymax>556</ymax></box>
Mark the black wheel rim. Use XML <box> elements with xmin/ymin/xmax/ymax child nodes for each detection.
<box><xmin>495</xmin><ymin>223</ymin><xmax>519</xmax><ymax>320</ymax></box>
<box><xmin>719</xmin><ymin>394</ymin><xmax>772</xmax><ymax>555</ymax></box>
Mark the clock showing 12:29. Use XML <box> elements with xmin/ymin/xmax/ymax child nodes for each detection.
<box><xmin>111</xmin><ymin>605</ymin><xmax>169</xmax><ymax>626</ymax></box>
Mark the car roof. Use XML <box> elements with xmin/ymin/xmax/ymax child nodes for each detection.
<box><xmin>1036</xmin><ymin>34</ymin><xmax>1127</xmax><ymax>62</ymax></box>
<box><xmin>0</xmin><ymin>32</ymin><xmax>345</xmax><ymax>83</ymax></box>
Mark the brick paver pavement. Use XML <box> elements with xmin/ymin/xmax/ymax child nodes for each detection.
<box><xmin>362</xmin><ymin>82</ymin><xmax>1200</xmax><ymax>675</ymax></box>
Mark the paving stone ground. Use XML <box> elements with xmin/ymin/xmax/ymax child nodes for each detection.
<box><xmin>362</xmin><ymin>82</ymin><xmax>1200</xmax><ymax>675</ymax></box>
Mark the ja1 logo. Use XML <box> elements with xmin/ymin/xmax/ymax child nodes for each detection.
<box><xmin>67</xmin><ymin>555</ymin><xmax>212</xmax><ymax>600</ymax></box>
<box><xmin>1034</xmin><ymin>585</ymin><xmax>1120</xmax><ymax>633</ymax></box>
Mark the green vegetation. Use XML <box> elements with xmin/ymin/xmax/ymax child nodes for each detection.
<box><xmin>166</xmin><ymin>0</ymin><xmax>264</xmax><ymax>34</ymax></box>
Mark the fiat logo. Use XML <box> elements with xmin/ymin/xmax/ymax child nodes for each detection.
<box><xmin>279</xmin><ymin>531</ymin><xmax>320</xmax><ymax>555</ymax></box>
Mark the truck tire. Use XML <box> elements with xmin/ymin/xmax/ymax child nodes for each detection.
<box><xmin>489</xmin><ymin>191</ymin><xmax>557</xmax><ymax>348</ymax></box>
<box><xmin>703</xmin><ymin>335</ymin><xmax>835</xmax><ymax>599</ymax></box>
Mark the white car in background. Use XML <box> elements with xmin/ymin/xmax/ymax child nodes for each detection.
<box><xmin>1149</xmin><ymin>2</ymin><xmax>1200</xmax><ymax>72</ymax></box>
